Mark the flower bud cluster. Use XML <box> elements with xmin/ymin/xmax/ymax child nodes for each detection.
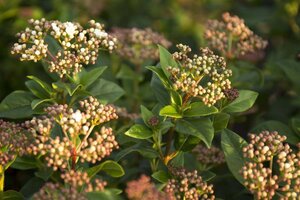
<box><xmin>111</xmin><ymin>27</ymin><xmax>171</xmax><ymax>65</ymax></box>
<box><xmin>61</xmin><ymin>170</ymin><xmax>107</xmax><ymax>192</ymax></box>
<box><xmin>223</xmin><ymin>88</ymin><xmax>239</xmax><ymax>101</ymax></box>
<box><xmin>169</xmin><ymin>44</ymin><xmax>232</xmax><ymax>106</ymax></box>
<box><xmin>11</xmin><ymin>18</ymin><xmax>117</xmax><ymax>77</ymax></box>
<box><xmin>33</xmin><ymin>170</ymin><xmax>106</xmax><ymax>200</ymax></box>
<box><xmin>243</xmin><ymin>131</ymin><xmax>286</xmax><ymax>162</ymax></box>
<box><xmin>126</xmin><ymin>175</ymin><xmax>171</xmax><ymax>200</ymax></box>
<box><xmin>114</xmin><ymin>106</ymin><xmax>140</xmax><ymax>120</ymax></box>
<box><xmin>241</xmin><ymin>131</ymin><xmax>300</xmax><ymax>199</ymax></box>
<box><xmin>25</xmin><ymin>96</ymin><xmax>118</xmax><ymax>170</ymax></box>
<box><xmin>204</xmin><ymin>12</ymin><xmax>267</xmax><ymax>59</ymax></box>
<box><xmin>165</xmin><ymin>168</ymin><xmax>215</xmax><ymax>200</ymax></box>
<box><xmin>78</xmin><ymin>126</ymin><xmax>119</xmax><ymax>163</ymax></box>
<box><xmin>192</xmin><ymin>144</ymin><xmax>225</xmax><ymax>167</ymax></box>
<box><xmin>0</xmin><ymin>120</ymin><xmax>32</xmax><ymax>167</ymax></box>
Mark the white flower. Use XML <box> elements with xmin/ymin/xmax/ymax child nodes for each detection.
<box><xmin>64</xmin><ymin>22</ymin><xmax>77</xmax><ymax>38</ymax></box>
<box><xmin>72</xmin><ymin>110</ymin><xmax>83</xmax><ymax>123</ymax></box>
<box><xmin>51</xmin><ymin>23</ymin><xmax>60</xmax><ymax>33</ymax></box>
<box><xmin>94</xmin><ymin>29</ymin><xmax>108</xmax><ymax>38</ymax></box>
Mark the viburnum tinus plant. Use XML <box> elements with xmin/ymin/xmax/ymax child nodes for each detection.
<box><xmin>1</xmin><ymin>12</ymin><xmax>299</xmax><ymax>200</ymax></box>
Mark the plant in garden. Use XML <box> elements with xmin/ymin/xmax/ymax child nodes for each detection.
<box><xmin>0</xmin><ymin>18</ymin><xmax>125</xmax><ymax>199</ymax></box>
<box><xmin>25</xmin><ymin>96</ymin><xmax>118</xmax><ymax>171</ymax></box>
<box><xmin>0</xmin><ymin>11</ymin><xmax>291</xmax><ymax>200</ymax></box>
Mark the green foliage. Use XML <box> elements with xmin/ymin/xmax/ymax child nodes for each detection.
<box><xmin>87</xmin><ymin>78</ymin><xmax>125</xmax><ymax>103</ymax></box>
<box><xmin>87</xmin><ymin>160</ymin><xmax>125</xmax><ymax>178</ymax></box>
<box><xmin>1</xmin><ymin>190</ymin><xmax>24</xmax><ymax>200</ymax></box>
<box><xmin>2</xmin><ymin>2</ymin><xmax>300</xmax><ymax>198</ymax></box>
<box><xmin>221</xmin><ymin>129</ymin><xmax>248</xmax><ymax>184</ymax></box>
<box><xmin>125</xmin><ymin>124</ymin><xmax>153</xmax><ymax>139</ymax></box>
<box><xmin>0</xmin><ymin>91</ymin><xmax>35</xmax><ymax>119</ymax></box>
<box><xmin>183</xmin><ymin>102</ymin><xmax>218</xmax><ymax>117</ymax></box>
<box><xmin>175</xmin><ymin>118</ymin><xmax>214</xmax><ymax>148</ymax></box>
<box><xmin>151</xmin><ymin>170</ymin><xmax>171</xmax><ymax>183</ymax></box>
<box><xmin>86</xmin><ymin>189</ymin><xmax>122</xmax><ymax>200</ymax></box>
<box><xmin>222</xmin><ymin>90</ymin><xmax>258</xmax><ymax>113</ymax></box>
<box><xmin>159</xmin><ymin>105</ymin><xmax>182</xmax><ymax>118</ymax></box>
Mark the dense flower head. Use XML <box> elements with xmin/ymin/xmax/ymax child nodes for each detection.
<box><xmin>169</xmin><ymin>44</ymin><xmax>232</xmax><ymax>106</ymax></box>
<box><xmin>241</xmin><ymin>131</ymin><xmax>300</xmax><ymax>200</ymax></box>
<box><xmin>11</xmin><ymin>18</ymin><xmax>117</xmax><ymax>77</ymax></box>
<box><xmin>223</xmin><ymin>88</ymin><xmax>239</xmax><ymax>101</ymax></box>
<box><xmin>126</xmin><ymin>175</ymin><xmax>171</xmax><ymax>200</ymax></box>
<box><xmin>192</xmin><ymin>144</ymin><xmax>225</xmax><ymax>167</ymax></box>
<box><xmin>242</xmin><ymin>131</ymin><xmax>287</xmax><ymax>162</ymax></box>
<box><xmin>25</xmin><ymin>96</ymin><xmax>118</xmax><ymax>170</ymax></box>
<box><xmin>165</xmin><ymin>168</ymin><xmax>215</xmax><ymax>200</ymax></box>
<box><xmin>33</xmin><ymin>170</ymin><xmax>106</xmax><ymax>200</ymax></box>
<box><xmin>0</xmin><ymin>120</ymin><xmax>32</xmax><ymax>167</ymax></box>
<box><xmin>204</xmin><ymin>12</ymin><xmax>267</xmax><ymax>59</ymax></box>
<box><xmin>111</xmin><ymin>27</ymin><xmax>171</xmax><ymax>65</ymax></box>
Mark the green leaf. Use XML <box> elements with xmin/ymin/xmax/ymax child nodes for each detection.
<box><xmin>115</xmin><ymin>143</ymin><xmax>158</xmax><ymax>161</ymax></box>
<box><xmin>213</xmin><ymin>113</ymin><xmax>230</xmax><ymax>132</ymax></box>
<box><xmin>87</xmin><ymin>79</ymin><xmax>125</xmax><ymax>103</ymax></box>
<box><xmin>147</xmin><ymin>66</ymin><xmax>171</xmax><ymax>88</ymax></box>
<box><xmin>150</xmin><ymin>73</ymin><xmax>170</xmax><ymax>106</ymax></box>
<box><xmin>125</xmin><ymin>124</ymin><xmax>153</xmax><ymax>139</ymax></box>
<box><xmin>170</xmin><ymin>90</ymin><xmax>182</xmax><ymax>106</ymax></box>
<box><xmin>183</xmin><ymin>102</ymin><xmax>218</xmax><ymax>117</ymax></box>
<box><xmin>152</xmin><ymin>170</ymin><xmax>171</xmax><ymax>183</ymax></box>
<box><xmin>170</xmin><ymin>151</ymin><xmax>184</xmax><ymax>167</ymax></box>
<box><xmin>175</xmin><ymin>118</ymin><xmax>214</xmax><ymax>148</ymax></box>
<box><xmin>221</xmin><ymin>129</ymin><xmax>248</xmax><ymax>184</ymax></box>
<box><xmin>0</xmin><ymin>91</ymin><xmax>35</xmax><ymax>119</ymax></box>
<box><xmin>34</xmin><ymin>167</ymin><xmax>53</xmax><ymax>181</ymax></box>
<box><xmin>291</xmin><ymin>118</ymin><xmax>300</xmax><ymax>137</ymax></box>
<box><xmin>140</xmin><ymin>105</ymin><xmax>154</xmax><ymax>127</ymax></box>
<box><xmin>86</xmin><ymin>190</ymin><xmax>122</xmax><ymax>200</ymax></box>
<box><xmin>1</xmin><ymin>190</ymin><xmax>24</xmax><ymax>200</ymax></box>
<box><xmin>251</xmin><ymin>120</ymin><xmax>300</xmax><ymax>145</ymax></box>
<box><xmin>200</xmin><ymin>171</ymin><xmax>216</xmax><ymax>182</ymax></box>
<box><xmin>158</xmin><ymin>45</ymin><xmax>178</xmax><ymax>78</ymax></box>
<box><xmin>158</xmin><ymin>121</ymin><xmax>174</xmax><ymax>134</ymax></box>
<box><xmin>276</xmin><ymin>60</ymin><xmax>300</xmax><ymax>87</ymax></box>
<box><xmin>222</xmin><ymin>90</ymin><xmax>258</xmax><ymax>113</ymax></box>
<box><xmin>175</xmin><ymin>134</ymin><xmax>201</xmax><ymax>152</ymax></box>
<box><xmin>10</xmin><ymin>156</ymin><xmax>38</xmax><ymax>170</ymax></box>
<box><xmin>87</xmin><ymin>160</ymin><xmax>124</xmax><ymax>178</ymax></box>
<box><xmin>27</xmin><ymin>75</ymin><xmax>52</xmax><ymax>94</ymax></box>
<box><xmin>20</xmin><ymin>177</ymin><xmax>44</xmax><ymax>198</ymax></box>
<box><xmin>159</xmin><ymin>105</ymin><xmax>182</xmax><ymax>118</ymax></box>
<box><xmin>31</xmin><ymin>98</ymin><xmax>53</xmax><ymax>110</ymax></box>
<box><xmin>52</xmin><ymin>81</ymin><xmax>83</xmax><ymax>96</ymax></box>
<box><xmin>78</xmin><ymin>66</ymin><xmax>107</xmax><ymax>87</ymax></box>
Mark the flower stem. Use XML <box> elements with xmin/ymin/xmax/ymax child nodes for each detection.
<box><xmin>0</xmin><ymin>165</ymin><xmax>4</xmax><ymax>192</ymax></box>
